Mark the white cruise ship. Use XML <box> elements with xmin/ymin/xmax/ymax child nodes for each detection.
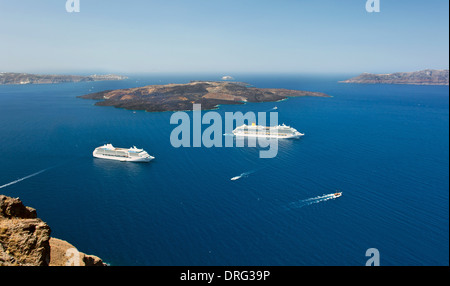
<box><xmin>93</xmin><ymin>144</ymin><xmax>155</xmax><ymax>162</ymax></box>
<box><xmin>233</xmin><ymin>123</ymin><xmax>304</xmax><ymax>139</ymax></box>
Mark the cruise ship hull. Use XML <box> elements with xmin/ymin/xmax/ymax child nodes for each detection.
<box><xmin>232</xmin><ymin>124</ymin><xmax>304</xmax><ymax>139</ymax></box>
<box><xmin>93</xmin><ymin>152</ymin><xmax>154</xmax><ymax>162</ymax></box>
<box><xmin>233</xmin><ymin>132</ymin><xmax>304</xmax><ymax>139</ymax></box>
<box><xmin>92</xmin><ymin>144</ymin><xmax>155</xmax><ymax>163</ymax></box>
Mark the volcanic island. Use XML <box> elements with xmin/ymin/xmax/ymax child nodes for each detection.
<box><xmin>78</xmin><ymin>81</ymin><xmax>331</xmax><ymax>112</ymax></box>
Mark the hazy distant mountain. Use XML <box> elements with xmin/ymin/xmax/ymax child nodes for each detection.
<box><xmin>0</xmin><ymin>72</ymin><xmax>127</xmax><ymax>85</ymax></box>
<box><xmin>340</xmin><ymin>69</ymin><xmax>449</xmax><ymax>85</ymax></box>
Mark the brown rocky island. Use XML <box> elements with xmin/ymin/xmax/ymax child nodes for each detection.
<box><xmin>78</xmin><ymin>81</ymin><xmax>330</xmax><ymax>112</ymax></box>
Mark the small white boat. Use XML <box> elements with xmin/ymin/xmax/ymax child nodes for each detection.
<box><xmin>333</xmin><ymin>192</ymin><xmax>343</xmax><ymax>198</ymax></box>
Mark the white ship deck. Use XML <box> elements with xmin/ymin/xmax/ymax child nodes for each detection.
<box><xmin>93</xmin><ymin>144</ymin><xmax>154</xmax><ymax>162</ymax></box>
<box><xmin>233</xmin><ymin>124</ymin><xmax>304</xmax><ymax>139</ymax></box>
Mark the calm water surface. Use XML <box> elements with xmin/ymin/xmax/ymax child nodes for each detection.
<box><xmin>0</xmin><ymin>74</ymin><xmax>448</xmax><ymax>266</ymax></box>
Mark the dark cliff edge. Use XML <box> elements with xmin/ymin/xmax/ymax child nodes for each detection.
<box><xmin>0</xmin><ymin>195</ymin><xmax>106</xmax><ymax>266</ymax></box>
<box><xmin>78</xmin><ymin>81</ymin><xmax>331</xmax><ymax>112</ymax></box>
<box><xmin>340</xmin><ymin>69</ymin><xmax>449</xmax><ymax>86</ymax></box>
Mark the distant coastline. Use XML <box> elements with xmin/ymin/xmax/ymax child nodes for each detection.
<box><xmin>78</xmin><ymin>81</ymin><xmax>330</xmax><ymax>112</ymax></box>
<box><xmin>340</xmin><ymin>69</ymin><xmax>449</xmax><ymax>86</ymax></box>
<box><xmin>0</xmin><ymin>72</ymin><xmax>127</xmax><ymax>85</ymax></box>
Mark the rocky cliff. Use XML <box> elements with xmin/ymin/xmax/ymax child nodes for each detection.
<box><xmin>49</xmin><ymin>238</ymin><xmax>105</xmax><ymax>266</ymax></box>
<box><xmin>0</xmin><ymin>195</ymin><xmax>105</xmax><ymax>266</ymax></box>
<box><xmin>0</xmin><ymin>195</ymin><xmax>50</xmax><ymax>266</ymax></box>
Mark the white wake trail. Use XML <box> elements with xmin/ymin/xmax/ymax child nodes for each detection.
<box><xmin>0</xmin><ymin>168</ymin><xmax>50</xmax><ymax>189</ymax></box>
<box><xmin>231</xmin><ymin>170</ymin><xmax>256</xmax><ymax>181</ymax></box>
<box><xmin>287</xmin><ymin>193</ymin><xmax>340</xmax><ymax>209</ymax></box>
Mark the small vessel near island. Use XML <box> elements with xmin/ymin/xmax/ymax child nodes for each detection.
<box><xmin>233</xmin><ymin>123</ymin><xmax>304</xmax><ymax>139</ymax></box>
<box><xmin>93</xmin><ymin>144</ymin><xmax>155</xmax><ymax>162</ymax></box>
<box><xmin>221</xmin><ymin>75</ymin><xmax>234</xmax><ymax>81</ymax></box>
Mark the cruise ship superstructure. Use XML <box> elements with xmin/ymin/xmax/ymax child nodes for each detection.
<box><xmin>233</xmin><ymin>123</ymin><xmax>304</xmax><ymax>139</ymax></box>
<box><xmin>93</xmin><ymin>144</ymin><xmax>155</xmax><ymax>162</ymax></box>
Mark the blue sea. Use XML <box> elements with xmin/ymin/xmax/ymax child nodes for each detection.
<box><xmin>0</xmin><ymin>74</ymin><xmax>448</xmax><ymax>266</ymax></box>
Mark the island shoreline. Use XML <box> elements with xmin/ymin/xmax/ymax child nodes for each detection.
<box><xmin>78</xmin><ymin>81</ymin><xmax>331</xmax><ymax>113</ymax></box>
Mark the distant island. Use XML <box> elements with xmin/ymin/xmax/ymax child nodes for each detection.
<box><xmin>340</xmin><ymin>69</ymin><xmax>449</xmax><ymax>86</ymax></box>
<box><xmin>0</xmin><ymin>72</ymin><xmax>127</xmax><ymax>85</ymax></box>
<box><xmin>78</xmin><ymin>81</ymin><xmax>330</xmax><ymax>112</ymax></box>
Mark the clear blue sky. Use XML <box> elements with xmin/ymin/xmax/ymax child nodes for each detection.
<box><xmin>0</xmin><ymin>0</ymin><xmax>448</xmax><ymax>74</ymax></box>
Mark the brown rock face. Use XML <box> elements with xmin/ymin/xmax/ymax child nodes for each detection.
<box><xmin>0</xmin><ymin>195</ymin><xmax>106</xmax><ymax>266</ymax></box>
<box><xmin>0</xmin><ymin>195</ymin><xmax>51</xmax><ymax>266</ymax></box>
<box><xmin>49</xmin><ymin>238</ymin><xmax>106</xmax><ymax>266</ymax></box>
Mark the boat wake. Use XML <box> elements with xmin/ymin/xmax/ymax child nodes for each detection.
<box><xmin>231</xmin><ymin>171</ymin><xmax>255</xmax><ymax>181</ymax></box>
<box><xmin>0</xmin><ymin>168</ymin><xmax>51</xmax><ymax>190</ymax></box>
<box><xmin>262</xmin><ymin>106</ymin><xmax>278</xmax><ymax>112</ymax></box>
<box><xmin>286</xmin><ymin>193</ymin><xmax>342</xmax><ymax>209</ymax></box>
